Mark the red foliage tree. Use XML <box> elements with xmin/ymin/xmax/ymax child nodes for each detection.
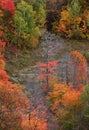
<box><xmin>36</xmin><ymin>60</ymin><xmax>58</xmax><ymax>91</ymax></box>
<box><xmin>0</xmin><ymin>0</ymin><xmax>15</xmax><ymax>15</ymax></box>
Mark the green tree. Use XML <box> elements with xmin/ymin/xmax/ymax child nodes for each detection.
<box><xmin>69</xmin><ymin>0</ymin><xmax>81</xmax><ymax>20</ymax></box>
<box><xmin>34</xmin><ymin>4</ymin><xmax>46</xmax><ymax>28</ymax></box>
<box><xmin>13</xmin><ymin>0</ymin><xmax>46</xmax><ymax>48</ymax></box>
<box><xmin>25</xmin><ymin>0</ymin><xmax>46</xmax><ymax>28</ymax></box>
<box><xmin>13</xmin><ymin>0</ymin><xmax>41</xmax><ymax>48</ymax></box>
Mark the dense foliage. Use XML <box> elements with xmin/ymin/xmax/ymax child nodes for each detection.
<box><xmin>13</xmin><ymin>0</ymin><xmax>46</xmax><ymax>48</ymax></box>
<box><xmin>0</xmin><ymin>0</ymin><xmax>46</xmax><ymax>49</ymax></box>
<box><xmin>55</xmin><ymin>0</ymin><xmax>89</xmax><ymax>39</ymax></box>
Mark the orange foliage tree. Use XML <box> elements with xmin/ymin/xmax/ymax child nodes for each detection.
<box><xmin>21</xmin><ymin>105</ymin><xmax>47</xmax><ymax>130</ymax></box>
<box><xmin>70</xmin><ymin>51</ymin><xmax>87</xmax><ymax>88</ymax></box>
<box><xmin>47</xmin><ymin>83</ymin><xmax>84</xmax><ymax>130</ymax></box>
<box><xmin>0</xmin><ymin>42</ymin><xmax>30</xmax><ymax>130</ymax></box>
<box><xmin>56</xmin><ymin>0</ymin><xmax>89</xmax><ymax>39</ymax></box>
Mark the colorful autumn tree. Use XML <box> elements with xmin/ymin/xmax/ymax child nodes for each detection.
<box><xmin>21</xmin><ymin>105</ymin><xmax>47</xmax><ymax>130</ymax></box>
<box><xmin>0</xmin><ymin>0</ymin><xmax>15</xmax><ymax>15</ymax></box>
<box><xmin>70</xmin><ymin>51</ymin><xmax>87</xmax><ymax>88</ymax></box>
<box><xmin>55</xmin><ymin>0</ymin><xmax>89</xmax><ymax>39</ymax></box>
<box><xmin>47</xmin><ymin>83</ymin><xmax>84</xmax><ymax>130</ymax></box>
<box><xmin>36</xmin><ymin>60</ymin><xmax>58</xmax><ymax>91</ymax></box>
<box><xmin>0</xmin><ymin>42</ymin><xmax>30</xmax><ymax>130</ymax></box>
<box><xmin>0</xmin><ymin>81</ymin><xmax>29</xmax><ymax>130</ymax></box>
<box><xmin>22</xmin><ymin>115</ymin><xmax>47</xmax><ymax>130</ymax></box>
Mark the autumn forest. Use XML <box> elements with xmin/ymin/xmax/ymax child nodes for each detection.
<box><xmin>0</xmin><ymin>0</ymin><xmax>89</xmax><ymax>130</ymax></box>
